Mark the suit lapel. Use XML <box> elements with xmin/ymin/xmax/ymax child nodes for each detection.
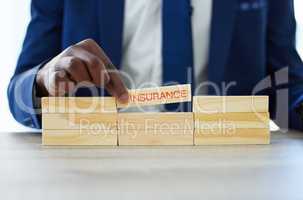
<box><xmin>97</xmin><ymin>0</ymin><xmax>125</xmax><ymax>69</ymax></box>
<box><xmin>208</xmin><ymin>0</ymin><xmax>237</xmax><ymax>90</ymax></box>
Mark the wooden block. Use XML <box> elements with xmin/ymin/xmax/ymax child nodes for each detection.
<box><xmin>118</xmin><ymin>129</ymin><xmax>193</xmax><ymax>146</ymax></box>
<box><xmin>194</xmin><ymin>112</ymin><xmax>269</xmax><ymax>121</ymax></box>
<box><xmin>193</xmin><ymin>96</ymin><xmax>268</xmax><ymax>113</ymax></box>
<box><xmin>194</xmin><ymin>112</ymin><xmax>269</xmax><ymax>129</ymax></box>
<box><xmin>41</xmin><ymin>97</ymin><xmax>117</xmax><ymax>113</ymax></box>
<box><xmin>42</xmin><ymin>129</ymin><xmax>118</xmax><ymax>146</ymax></box>
<box><xmin>194</xmin><ymin>128</ymin><xmax>270</xmax><ymax>145</ymax></box>
<box><xmin>118</xmin><ymin>112</ymin><xmax>193</xmax><ymax>130</ymax></box>
<box><xmin>42</xmin><ymin>113</ymin><xmax>117</xmax><ymax>130</ymax></box>
<box><xmin>117</xmin><ymin>84</ymin><xmax>191</xmax><ymax>108</ymax></box>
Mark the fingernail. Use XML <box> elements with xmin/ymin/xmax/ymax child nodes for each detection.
<box><xmin>104</xmin><ymin>73</ymin><xmax>110</xmax><ymax>84</ymax></box>
<box><xmin>118</xmin><ymin>93</ymin><xmax>129</xmax><ymax>103</ymax></box>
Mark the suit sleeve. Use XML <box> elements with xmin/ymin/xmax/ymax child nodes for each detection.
<box><xmin>7</xmin><ymin>0</ymin><xmax>63</xmax><ymax>129</ymax></box>
<box><xmin>266</xmin><ymin>0</ymin><xmax>303</xmax><ymax>130</ymax></box>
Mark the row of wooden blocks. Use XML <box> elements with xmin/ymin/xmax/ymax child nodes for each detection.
<box><xmin>42</xmin><ymin>96</ymin><xmax>270</xmax><ymax>146</ymax></box>
<box><xmin>193</xmin><ymin>96</ymin><xmax>270</xmax><ymax>145</ymax></box>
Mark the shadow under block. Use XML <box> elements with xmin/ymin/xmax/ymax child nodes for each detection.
<box><xmin>117</xmin><ymin>84</ymin><xmax>191</xmax><ymax>109</ymax></box>
<box><xmin>118</xmin><ymin>113</ymin><xmax>194</xmax><ymax>145</ymax></box>
<box><xmin>42</xmin><ymin>97</ymin><xmax>118</xmax><ymax>146</ymax></box>
<box><xmin>193</xmin><ymin>96</ymin><xmax>269</xmax><ymax>113</ymax></box>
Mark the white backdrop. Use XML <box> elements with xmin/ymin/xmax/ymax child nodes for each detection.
<box><xmin>0</xmin><ymin>0</ymin><xmax>302</xmax><ymax>132</ymax></box>
<box><xmin>0</xmin><ymin>1</ymin><xmax>31</xmax><ymax>132</ymax></box>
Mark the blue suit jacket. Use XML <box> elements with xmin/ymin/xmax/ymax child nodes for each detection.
<box><xmin>7</xmin><ymin>0</ymin><xmax>303</xmax><ymax>130</ymax></box>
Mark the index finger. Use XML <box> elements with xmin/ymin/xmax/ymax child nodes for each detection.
<box><xmin>104</xmin><ymin>63</ymin><xmax>129</xmax><ymax>103</ymax></box>
<box><xmin>99</xmin><ymin>55</ymin><xmax>129</xmax><ymax>104</ymax></box>
<box><xmin>76</xmin><ymin>39</ymin><xmax>129</xmax><ymax>103</ymax></box>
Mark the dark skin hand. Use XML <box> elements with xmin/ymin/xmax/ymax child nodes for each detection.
<box><xmin>36</xmin><ymin>39</ymin><xmax>129</xmax><ymax>103</ymax></box>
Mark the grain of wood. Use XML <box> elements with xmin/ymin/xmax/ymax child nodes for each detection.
<box><xmin>118</xmin><ymin>129</ymin><xmax>193</xmax><ymax>146</ymax></box>
<box><xmin>118</xmin><ymin>112</ymin><xmax>193</xmax><ymax>130</ymax></box>
<box><xmin>42</xmin><ymin>113</ymin><xmax>117</xmax><ymax>130</ymax></box>
<box><xmin>194</xmin><ymin>112</ymin><xmax>269</xmax><ymax>129</ymax></box>
<box><xmin>41</xmin><ymin>95</ymin><xmax>271</xmax><ymax>146</ymax></box>
<box><xmin>42</xmin><ymin>129</ymin><xmax>118</xmax><ymax>146</ymax></box>
<box><xmin>42</xmin><ymin>97</ymin><xmax>117</xmax><ymax>113</ymax></box>
<box><xmin>194</xmin><ymin>112</ymin><xmax>269</xmax><ymax>121</ymax></box>
<box><xmin>193</xmin><ymin>96</ymin><xmax>268</xmax><ymax>113</ymax></box>
<box><xmin>194</xmin><ymin>128</ymin><xmax>270</xmax><ymax>145</ymax></box>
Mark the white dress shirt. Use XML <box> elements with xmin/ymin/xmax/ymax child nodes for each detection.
<box><xmin>120</xmin><ymin>0</ymin><xmax>212</xmax><ymax>111</ymax></box>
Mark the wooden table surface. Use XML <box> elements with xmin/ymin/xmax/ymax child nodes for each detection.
<box><xmin>1</xmin><ymin>131</ymin><xmax>303</xmax><ymax>200</ymax></box>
